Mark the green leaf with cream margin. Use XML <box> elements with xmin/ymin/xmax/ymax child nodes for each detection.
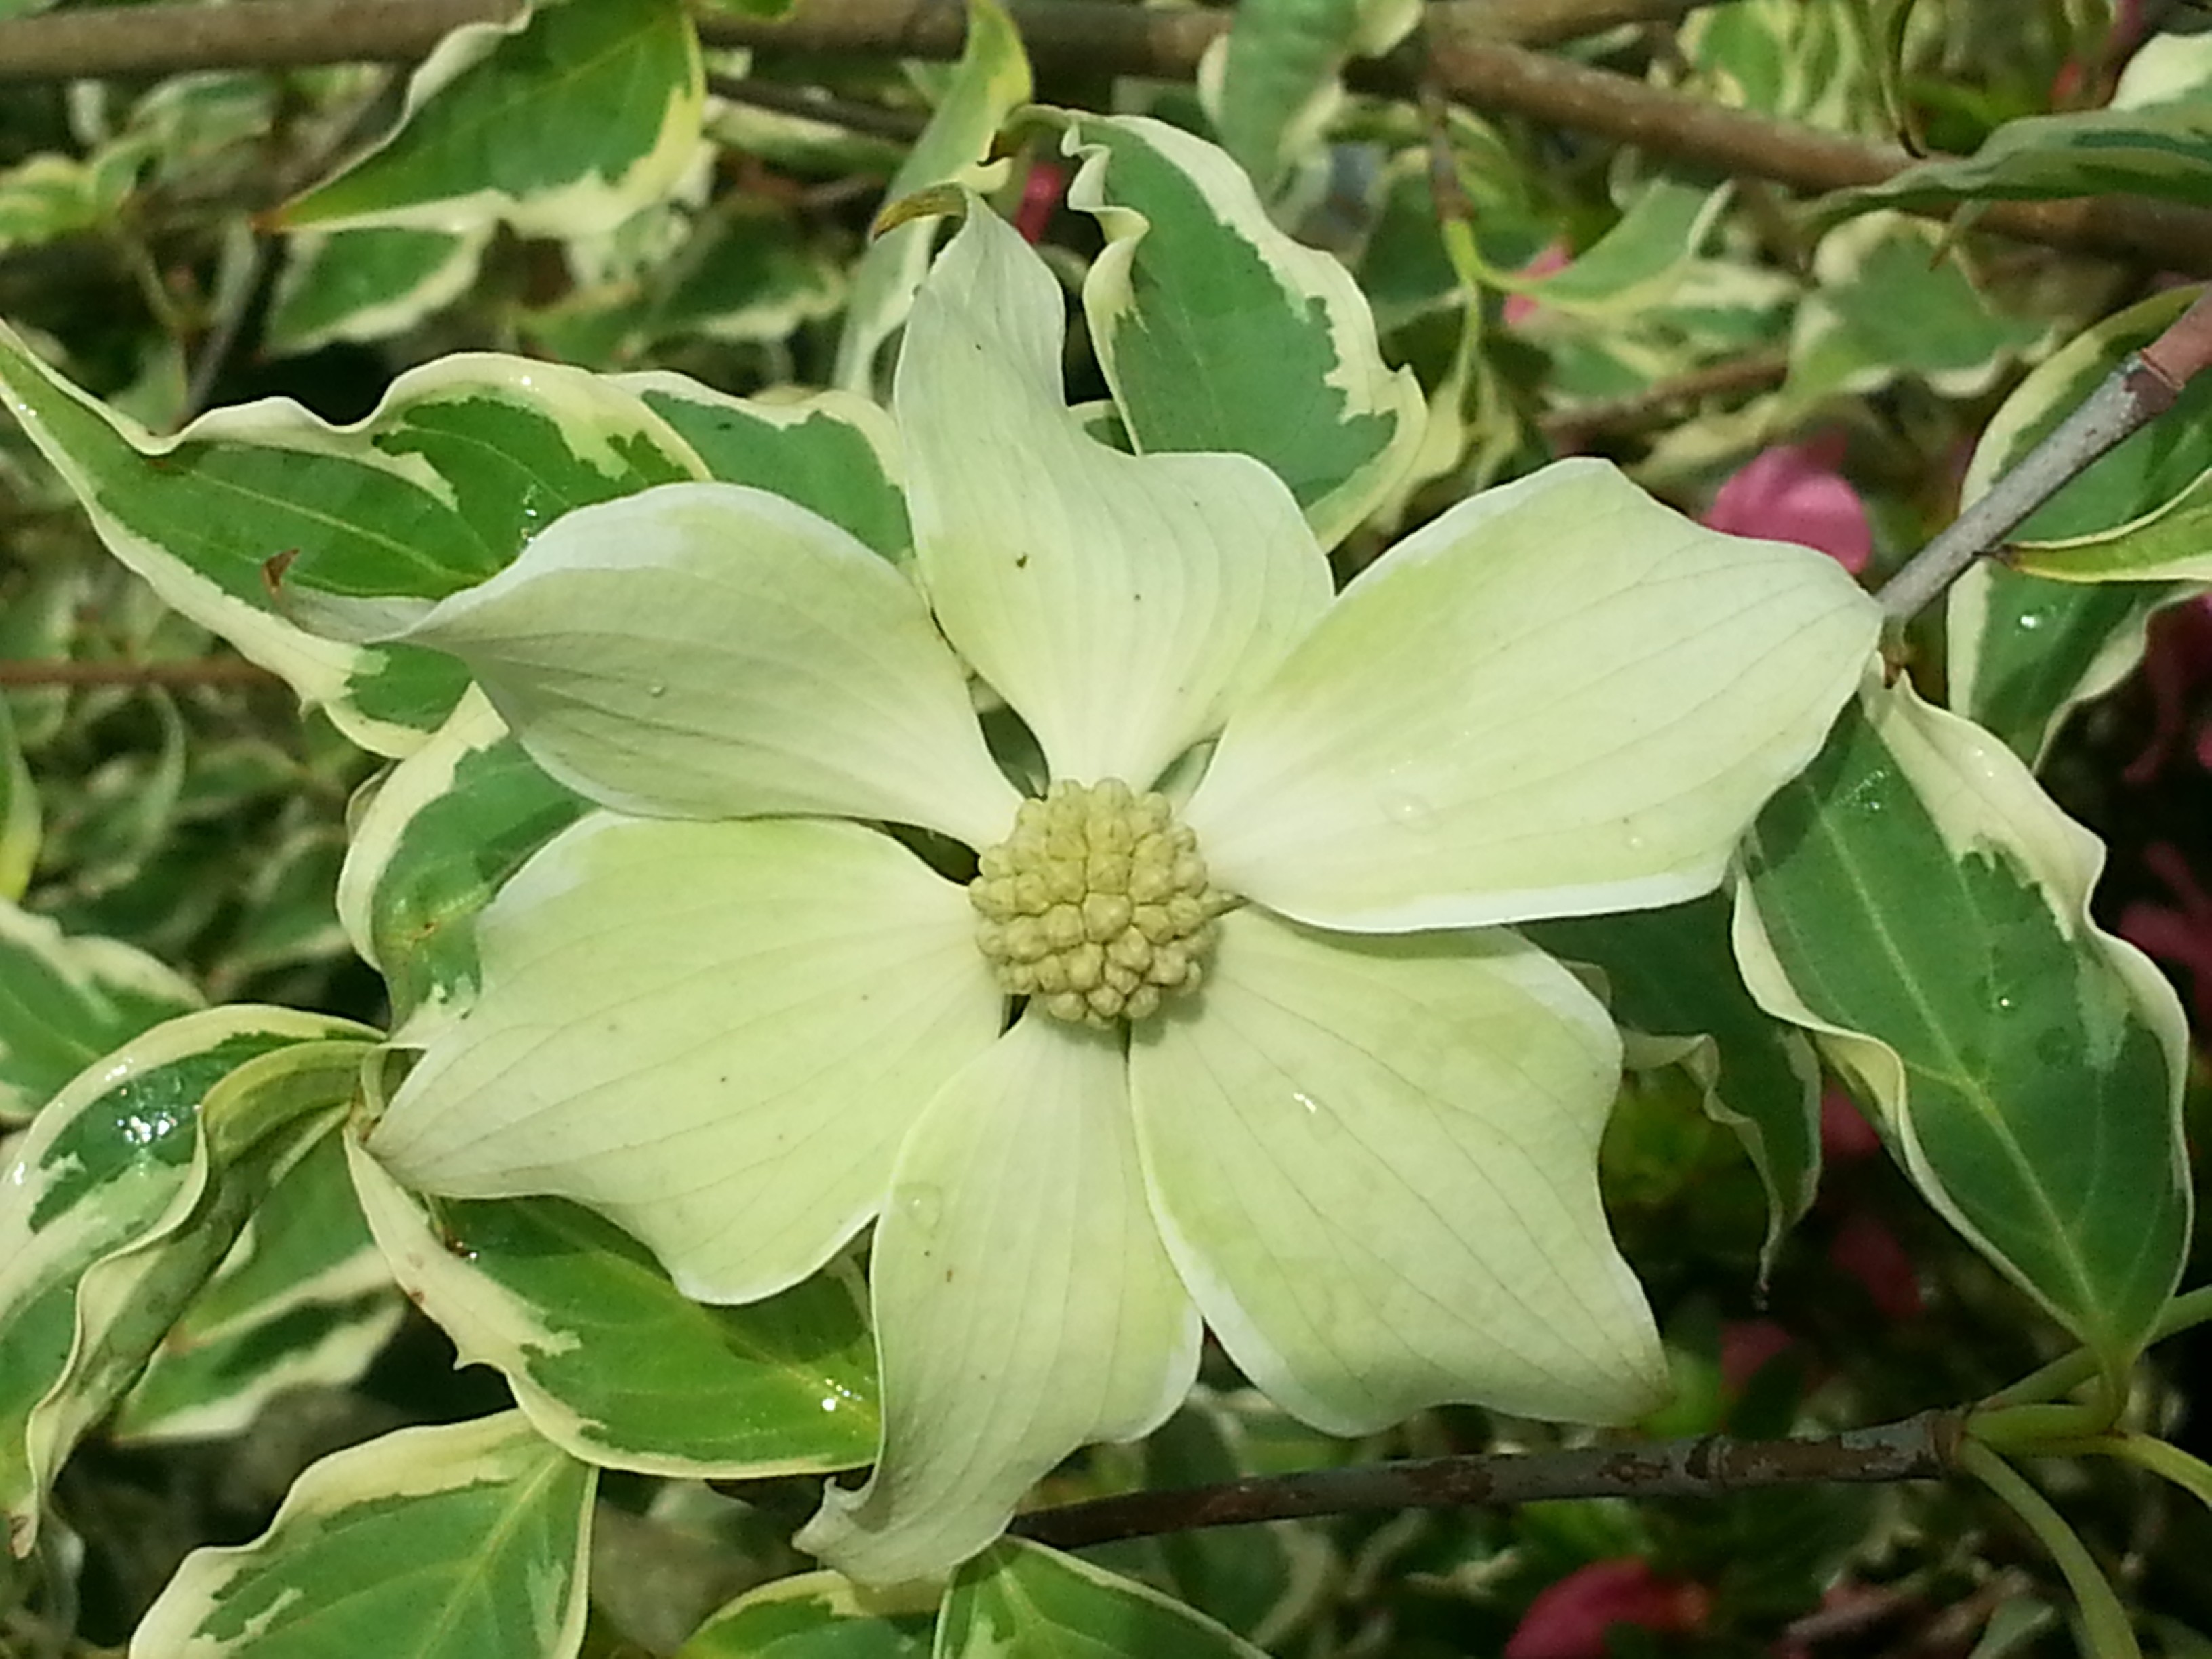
<box><xmin>1784</xmin><ymin>214</ymin><xmax>2051</xmax><ymax>413</ymax></box>
<box><xmin>0</xmin><ymin>1006</ymin><xmax>375</xmax><ymax>1553</ymax></box>
<box><xmin>674</xmin><ymin>1570</ymin><xmax>933</xmax><ymax>1658</ymax></box>
<box><xmin>0</xmin><ymin>329</ymin><xmax>708</xmax><ymax>754</ymax></box>
<box><xmin>939</xmin><ymin>1538</ymin><xmax>1269</xmax><ymax>1658</ymax></box>
<box><xmin>1734</xmin><ymin>677</ymin><xmax>2190</xmax><ymax>1377</ymax></box>
<box><xmin>832</xmin><ymin>0</ymin><xmax>1031</xmax><ymax>394</ymax></box>
<box><xmin>1461</xmin><ymin>178</ymin><xmax>1735</xmax><ymax>322</ymax></box>
<box><xmin>283</xmin><ymin>0</ymin><xmax>704</xmax><ymax>237</ymax></box>
<box><xmin>0</xmin><ymin>903</ymin><xmax>203</xmax><ymax>1125</ymax></box>
<box><xmin>1945</xmin><ymin>286</ymin><xmax>2210</xmax><ymax>763</ymax></box>
<box><xmin>1814</xmin><ymin>100</ymin><xmax>2212</xmax><ymax>220</ymax></box>
<box><xmin>339</xmin><ymin>689</ymin><xmax>588</xmax><ymax>1036</ymax></box>
<box><xmin>114</xmin><ymin>1133</ymin><xmax>401</xmax><ymax>1444</ymax></box>
<box><xmin>267</xmin><ymin>225</ymin><xmax>495</xmax><ymax>356</ymax></box>
<box><xmin>1530</xmin><ymin>893</ymin><xmax>1823</xmax><ymax>1290</ymax></box>
<box><xmin>1974</xmin><ymin>289</ymin><xmax>2212</xmax><ymax>588</ymax></box>
<box><xmin>129</xmin><ymin>1412</ymin><xmax>595</xmax><ymax>1659</ymax></box>
<box><xmin>1200</xmin><ymin>0</ymin><xmax>1418</xmax><ymax>197</ymax></box>
<box><xmin>348</xmin><ymin>1136</ymin><xmax>879</xmax><ymax>1477</ymax></box>
<box><xmin>1055</xmin><ymin>112</ymin><xmax>1425</xmax><ymax>550</ymax></box>
<box><xmin>615</xmin><ymin>371</ymin><xmax>913</xmax><ymax>562</ymax></box>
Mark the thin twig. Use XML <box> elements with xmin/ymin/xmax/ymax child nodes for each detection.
<box><xmin>1874</xmin><ymin>287</ymin><xmax>2212</xmax><ymax>625</ymax></box>
<box><xmin>1008</xmin><ymin>1412</ymin><xmax>1961</xmax><ymax>1551</ymax></box>
<box><xmin>705</xmin><ymin>73</ymin><xmax>928</xmax><ymax>144</ymax></box>
<box><xmin>1539</xmin><ymin>348</ymin><xmax>1791</xmax><ymax>445</ymax></box>
<box><xmin>0</xmin><ymin>659</ymin><xmax>283</xmax><ymax>689</ymax></box>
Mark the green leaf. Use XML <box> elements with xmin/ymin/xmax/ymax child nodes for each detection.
<box><xmin>0</xmin><ymin>901</ymin><xmax>203</xmax><ymax>1124</ymax></box>
<box><xmin>338</xmin><ymin>688</ymin><xmax>588</xmax><ymax>1033</ymax></box>
<box><xmin>1133</xmin><ymin>1392</ymin><xmax>1332</xmax><ymax>1643</ymax></box>
<box><xmin>130</xmin><ymin>1412</ymin><xmax>596</xmax><ymax>1658</ymax></box>
<box><xmin>1959</xmin><ymin>287</ymin><xmax>2212</xmax><ymax>584</ymax></box>
<box><xmin>1205</xmin><ymin>0</ymin><xmax>1416</xmax><ymax>194</ymax></box>
<box><xmin>1530</xmin><ymin>893</ymin><xmax>1823</xmax><ymax>1288</ymax></box>
<box><xmin>1784</xmin><ymin>215</ymin><xmax>2049</xmax><ymax>409</ymax></box>
<box><xmin>649</xmin><ymin>205</ymin><xmax>847</xmax><ymax>348</ymax></box>
<box><xmin>347</xmin><ymin>1136</ymin><xmax>880</xmax><ymax>1477</ymax></box>
<box><xmin>1944</xmin><ymin>566</ymin><xmax>2179</xmax><ymax>767</ymax></box>
<box><xmin>1680</xmin><ymin>0</ymin><xmax>1886</xmax><ymax>131</ymax></box>
<box><xmin>267</xmin><ymin>226</ymin><xmax>494</xmax><ymax>356</ymax></box>
<box><xmin>1469</xmin><ymin>178</ymin><xmax>1735</xmax><ymax>320</ymax></box>
<box><xmin>284</xmin><ymin>0</ymin><xmax>705</xmax><ymax>237</ymax></box>
<box><xmin>1969</xmin><ymin>287</ymin><xmax>2212</xmax><ymax>546</ymax></box>
<box><xmin>675</xmin><ymin>1572</ymin><xmax>934</xmax><ymax>1658</ymax></box>
<box><xmin>1816</xmin><ymin>102</ymin><xmax>2212</xmax><ymax>218</ymax></box>
<box><xmin>0</xmin><ymin>326</ymin><xmax>703</xmax><ymax>752</ymax></box>
<box><xmin>0</xmin><ymin>1008</ymin><xmax>375</xmax><ymax>1551</ymax></box>
<box><xmin>831</xmin><ymin>0</ymin><xmax>1032</xmax><ymax>393</ymax></box>
<box><xmin>1736</xmin><ymin>679</ymin><xmax>2190</xmax><ymax>1375</ymax></box>
<box><xmin>939</xmin><ymin>1539</ymin><xmax>1269</xmax><ymax>1658</ymax></box>
<box><xmin>0</xmin><ymin>696</ymin><xmax>38</xmax><ymax>903</ymax></box>
<box><xmin>1055</xmin><ymin>111</ymin><xmax>1425</xmax><ymax>550</ymax></box>
<box><xmin>2011</xmin><ymin>468</ymin><xmax>2212</xmax><ymax>583</ymax></box>
<box><xmin>115</xmin><ymin>1133</ymin><xmax>401</xmax><ymax>1443</ymax></box>
<box><xmin>0</xmin><ymin>154</ymin><xmax>108</xmax><ymax>255</ymax></box>
<box><xmin>1944</xmin><ymin>288</ymin><xmax>2211</xmax><ymax>762</ymax></box>
<box><xmin>619</xmin><ymin>371</ymin><xmax>913</xmax><ymax>562</ymax></box>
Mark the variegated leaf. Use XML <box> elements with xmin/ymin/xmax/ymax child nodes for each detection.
<box><xmin>283</xmin><ymin>0</ymin><xmax>705</xmax><ymax>237</ymax></box>
<box><xmin>348</xmin><ymin>1134</ymin><xmax>879</xmax><ymax>1477</ymax></box>
<box><xmin>1736</xmin><ymin>678</ymin><xmax>2190</xmax><ymax>1377</ymax></box>
<box><xmin>129</xmin><ymin>1412</ymin><xmax>595</xmax><ymax>1658</ymax></box>
<box><xmin>1056</xmin><ymin>111</ymin><xmax>1425</xmax><ymax>549</ymax></box>
<box><xmin>1</xmin><ymin>1008</ymin><xmax>375</xmax><ymax>1553</ymax></box>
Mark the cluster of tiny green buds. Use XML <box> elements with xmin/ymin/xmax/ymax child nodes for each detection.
<box><xmin>970</xmin><ymin>778</ymin><xmax>1225</xmax><ymax>1026</ymax></box>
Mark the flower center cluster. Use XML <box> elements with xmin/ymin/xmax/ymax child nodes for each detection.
<box><xmin>970</xmin><ymin>778</ymin><xmax>1225</xmax><ymax>1027</ymax></box>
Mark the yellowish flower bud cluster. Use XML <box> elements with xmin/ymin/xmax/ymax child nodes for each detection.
<box><xmin>970</xmin><ymin>778</ymin><xmax>1223</xmax><ymax>1026</ymax></box>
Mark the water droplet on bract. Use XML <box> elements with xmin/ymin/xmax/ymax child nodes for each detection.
<box><xmin>646</xmin><ymin>682</ymin><xmax>668</xmax><ymax>698</ymax></box>
<box><xmin>897</xmin><ymin>1183</ymin><xmax>943</xmax><ymax>1233</ymax></box>
<box><xmin>1381</xmin><ymin>789</ymin><xmax>1437</xmax><ymax>832</ymax></box>
<box><xmin>2017</xmin><ymin>610</ymin><xmax>2044</xmax><ymax>632</ymax></box>
<box><xmin>1624</xmin><ymin>832</ymin><xmax>1647</xmax><ymax>853</ymax></box>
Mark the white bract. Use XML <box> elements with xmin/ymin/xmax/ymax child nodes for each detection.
<box><xmin>363</xmin><ymin>201</ymin><xmax>1878</xmax><ymax>1586</ymax></box>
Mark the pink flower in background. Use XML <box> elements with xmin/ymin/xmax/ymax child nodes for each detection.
<box><xmin>1819</xmin><ymin>1086</ymin><xmax>1883</xmax><ymax>1164</ymax></box>
<box><xmin>1502</xmin><ymin>241</ymin><xmax>1571</xmax><ymax>329</ymax></box>
<box><xmin>1506</xmin><ymin>1559</ymin><xmax>1711</xmax><ymax>1659</ymax></box>
<box><xmin>1014</xmin><ymin>161</ymin><xmax>1067</xmax><ymax>244</ymax></box>
<box><xmin>1721</xmin><ymin>1317</ymin><xmax>1797</xmax><ymax>1395</ymax></box>
<box><xmin>2123</xmin><ymin>597</ymin><xmax>2212</xmax><ymax>785</ymax></box>
<box><xmin>2052</xmin><ymin>0</ymin><xmax>2150</xmax><ymax>105</ymax></box>
<box><xmin>1704</xmin><ymin>434</ymin><xmax>1872</xmax><ymax>575</ymax></box>
<box><xmin>1828</xmin><ymin>1212</ymin><xmax>1924</xmax><ymax>1322</ymax></box>
<box><xmin>2121</xmin><ymin>841</ymin><xmax>2212</xmax><ymax>1033</ymax></box>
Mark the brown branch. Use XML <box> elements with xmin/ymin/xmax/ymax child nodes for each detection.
<box><xmin>0</xmin><ymin>0</ymin><xmax>514</xmax><ymax>79</ymax></box>
<box><xmin>1389</xmin><ymin>41</ymin><xmax>2212</xmax><ymax>272</ymax></box>
<box><xmin>0</xmin><ymin>659</ymin><xmax>283</xmax><ymax>689</ymax></box>
<box><xmin>1009</xmin><ymin>1412</ymin><xmax>1961</xmax><ymax>1551</ymax></box>
<box><xmin>4</xmin><ymin>0</ymin><xmax>2210</xmax><ymax>272</ymax></box>
<box><xmin>0</xmin><ymin>0</ymin><xmax>1704</xmax><ymax>81</ymax></box>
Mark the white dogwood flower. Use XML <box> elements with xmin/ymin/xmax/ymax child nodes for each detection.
<box><xmin>365</xmin><ymin>202</ymin><xmax>1877</xmax><ymax>1587</ymax></box>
